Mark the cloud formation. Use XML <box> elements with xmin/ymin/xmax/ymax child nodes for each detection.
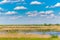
<box><xmin>26</xmin><ymin>10</ymin><xmax>54</xmax><ymax>18</ymax></box>
<box><xmin>26</xmin><ymin>11</ymin><xmax>38</xmax><ymax>17</ymax></box>
<box><xmin>46</xmin><ymin>3</ymin><xmax>60</xmax><ymax>8</ymax></box>
<box><xmin>0</xmin><ymin>0</ymin><xmax>23</xmax><ymax>4</ymax></box>
<box><xmin>39</xmin><ymin>10</ymin><xmax>53</xmax><ymax>15</ymax></box>
<box><xmin>5</xmin><ymin>11</ymin><xmax>17</xmax><ymax>15</ymax></box>
<box><xmin>14</xmin><ymin>6</ymin><xmax>27</xmax><ymax>10</ymax></box>
<box><xmin>0</xmin><ymin>7</ymin><xmax>4</xmax><ymax>11</ymax></box>
<box><xmin>54</xmin><ymin>3</ymin><xmax>60</xmax><ymax>7</ymax></box>
<box><xmin>30</xmin><ymin>1</ymin><xmax>43</xmax><ymax>5</ymax></box>
<box><xmin>39</xmin><ymin>10</ymin><xmax>56</xmax><ymax>18</ymax></box>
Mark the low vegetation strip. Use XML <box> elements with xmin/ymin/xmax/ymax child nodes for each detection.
<box><xmin>0</xmin><ymin>38</ymin><xmax>59</xmax><ymax>40</ymax></box>
<box><xmin>0</xmin><ymin>25</ymin><xmax>60</xmax><ymax>32</ymax></box>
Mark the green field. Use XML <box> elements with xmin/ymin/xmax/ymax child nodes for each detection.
<box><xmin>0</xmin><ymin>38</ymin><xmax>59</xmax><ymax>40</ymax></box>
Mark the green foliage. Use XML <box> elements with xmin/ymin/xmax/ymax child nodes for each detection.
<box><xmin>51</xmin><ymin>35</ymin><xmax>58</xmax><ymax>38</ymax></box>
<box><xmin>0</xmin><ymin>24</ymin><xmax>60</xmax><ymax>26</ymax></box>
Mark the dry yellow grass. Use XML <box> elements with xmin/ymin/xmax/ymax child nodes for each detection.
<box><xmin>0</xmin><ymin>33</ymin><xmax>51</xmax><ymax>38</ymax></box>
<box><xmin>0</xmin><ymin>26</ymin><xmax>60</xmax><ymax>31</ymax></box>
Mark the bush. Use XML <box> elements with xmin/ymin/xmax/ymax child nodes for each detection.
<box><xmin>51</xmin><ymin>35</ymin><xmax>58</xmax><ymax>38</ymax></box>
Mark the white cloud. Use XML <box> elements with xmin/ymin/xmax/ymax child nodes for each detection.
<box><xmin>26</xmin><ymin>10</ymin><xmax>54</xmax><ymax>17</ymax></box>
<box><xmin>47</xmin><ymin>14</ymin><xmax>55</xmax><ymax>18</ymax></box>
<box><xmin>46</xmin><ymin>3</ymin><xmax>60</xmax><ymax>8</ymax></box>
<box><xmin>46</xmin><ymin>6</ymin><xmax>49</xmax><ymax>8</ymax></box>
<box><xmin>0</xmin><ymin>7</ymin><xmax>4</xmax><ymax>11</ymax></box>
<box><xmin>30</xmin><ymin>1</ymin><xmax>43</xmax><ymax>5</ymax></box>
<box><xmin>45</xmin><ymin>10</ymin><xmax>53</xmax><ymax>14</ymax></box>
<box><xmin>14</xmin><ymin>6</ymin><xmax>27</xmax><ymax>10</ymax></box>
<box><xmin>50</xmin><ymin>14</ymin><xmax>55</xmax><ymax>17</ymax></box>
<box><xmin>39</xmin><ymin>11</ymin><xmax>46</xmax><ymax>16</ymax></box>
<box><xmin>39</xmin><ymin>10</ymin><xmax>56</xmax><ymax>18</ymax></box>
<box><xmin>6</xmin><ymin>11</ymin><xmax>17</xmax><ymax>15</ymax></box>
<box><xmin>0</xmin><ymin>0</ymin><xmax>22</xmax><ymax>4</ymax></box>
<box><xmin>0</xmin><ymin>0</ymin><xmax>8</xmax><ymax>4</ymax></box>
<box><xmin>26</xmin><ymin>11</ymin><xmax>38</xmax><ymax>17</ymax></box>
<box><xmin>54</xmin><ymin>3</ymin><xmax>60</xmax><ymax>7</ymax></box>
<box><xmin>39</xmin><ymin>10</ymin><xmax>53</xmax><ymax>15</ymax></box>
<box><xmin>51</xmin><ymin>3</ymin><xmax>60</xmax><ymax>8</ymax></box>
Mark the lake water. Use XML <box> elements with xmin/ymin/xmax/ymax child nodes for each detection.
<box><xmin>18</xmin><ymin>31</ymin><xmax>60</xmax><ymax>35</ymax></box>
<box><xmin>0</xmin><ymin>31</ymin><xmax>60</xmax><ymax>35</ymax></box>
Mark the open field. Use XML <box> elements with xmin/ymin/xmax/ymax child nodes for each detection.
<box><xmin>0</xmin><ymin>25</ymin><xmax>60</xmax><ymax>32</ymax></box>
<box><xmin>0</xmin><ymin>25</ymin><xmax>60</xmax><ymax>40</ymax></box>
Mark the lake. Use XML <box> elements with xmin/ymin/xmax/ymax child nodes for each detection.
<box><xmin>18</xmin><ymin>31</ymin><xmax>60</xmax><ymax>35</ymax></box>
<box><xmin>0</xmin><ymin>31</ymin><xmax>60</xmax><ymax>36</ymax></box>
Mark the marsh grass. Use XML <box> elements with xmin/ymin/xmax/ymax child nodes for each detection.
<box><xmin>0</xmin><ymin>38</ymin><xmax>59</xmax><ymax>40</ymax></box>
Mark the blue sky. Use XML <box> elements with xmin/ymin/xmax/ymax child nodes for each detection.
<box><xmin>0</xmin><ymin>0</ymin><xmax>60</xmax><ymax>24</ymax></box>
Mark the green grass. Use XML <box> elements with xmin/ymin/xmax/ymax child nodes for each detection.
<box><xmin>0</xmin><ymin>38</ymin><xmax>59</xmax><ymax>40</ymax></box>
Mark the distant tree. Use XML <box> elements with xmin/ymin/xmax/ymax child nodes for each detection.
<box><xmin>43</xmin><ymin>23</ymin><xmax>47</xmax><ymax>26</ymax></box>
<box><xmin>55</xmin><ymin>24</ymin><xmax>60</xmax><ymax>26</ymax></box>
<box><xmin>47</xmin><ymin>24</ymin><xmax>52</xmax><ymax>26</ymax></box>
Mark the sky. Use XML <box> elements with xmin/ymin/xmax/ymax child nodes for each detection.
<box><xmin>0</xmin><ymin>0</ymin><xmax>60</xmax><ymax>24</ymax></box>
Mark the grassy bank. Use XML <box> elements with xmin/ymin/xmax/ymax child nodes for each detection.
<box><xmin>0</xmin><ymin>38</ymin><xmax>59</xmax><ymax>40</ymax></box>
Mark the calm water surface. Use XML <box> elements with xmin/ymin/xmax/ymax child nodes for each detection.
<box><xmin>0</xmin><ymin>31</ymin><xmax>60</xmax><ymax>35</ymax></box>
